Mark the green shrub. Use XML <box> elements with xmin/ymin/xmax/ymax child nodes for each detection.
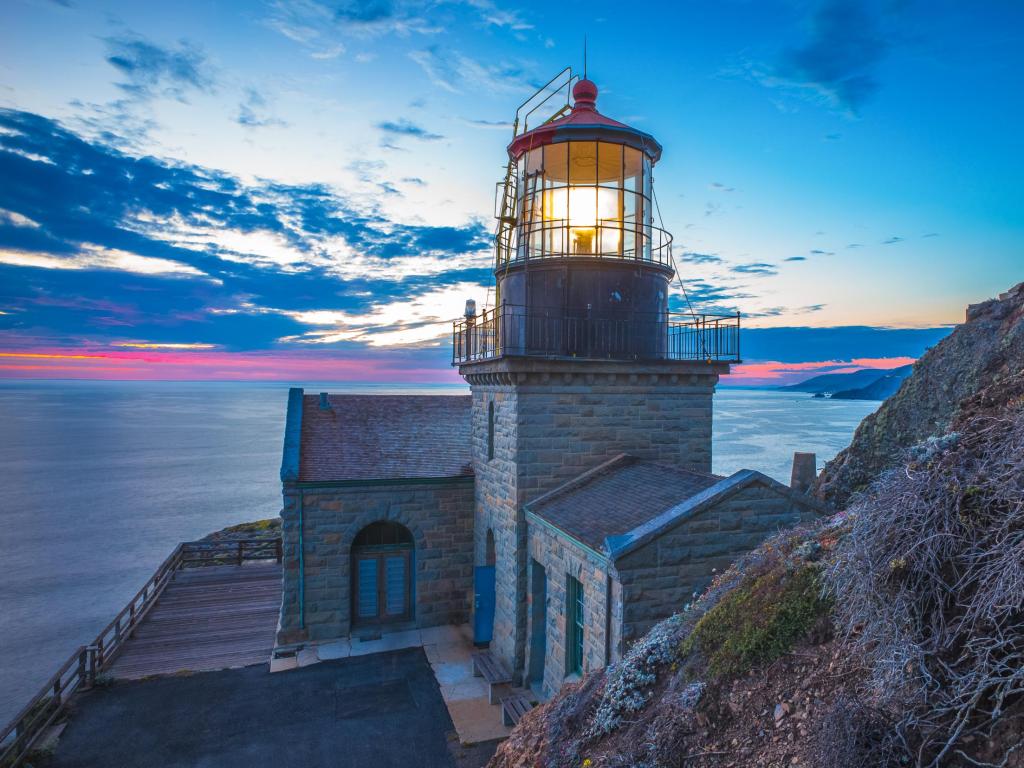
<box><xmin>682</xmin><ymin>563</ymin><xmax>830</xmax><ymax>679</ymax></box>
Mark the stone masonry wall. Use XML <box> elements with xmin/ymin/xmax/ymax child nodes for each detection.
<box><xmin>613</xmin><ymin>481</ymin><xmax>820</xmax><ymax>648</ymax></box>
<box><xmin>515</xmin><ymin>372</ymin><xmax>717</xmax><ymax>503</ymax></box>
<box><xmin>465</xmin><ymin>362</ymin><xmax>720</xmax><ymax>680</ymax></box>
<box><xmin>471</xmin><ymin>384</ymin><xmax>523</xmax><ymax>673</ymax></box>
<box><xmin>276</xmin><ymin>479</ymin><xmax>474</xmax><ymax>645</ymax></box>
<box><xmin>526</xmin><ymin>520</ymin><xmax>610</xmax><ymax>700</ymax></box>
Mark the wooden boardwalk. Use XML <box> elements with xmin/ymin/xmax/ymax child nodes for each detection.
<box><xmin>109</xmin><ymin>562</ymin><xmax>282</xmax><ymax>680</ymax></box>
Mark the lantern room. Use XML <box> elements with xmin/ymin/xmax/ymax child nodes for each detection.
<box><xmin>452</xmin><ymin>72</ymin><xmax>741</xmax><ymax>366</ymax></box>
<box><xmin>503</xmin><ymin>78</ymin><xmax>667</xmax><ymax>265</ymax></box>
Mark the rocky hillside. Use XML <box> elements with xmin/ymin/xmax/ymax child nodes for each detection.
<box><xmin>816</xmin><ymin>282</ymin><xmax>1024</xmax><ymax>508</ymax></box>
<box><xmin>490</xmin><ymin>283</ymin><xmax>1024</xmax><ymax>768</ymax></box>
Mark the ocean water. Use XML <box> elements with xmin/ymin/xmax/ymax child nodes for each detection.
<box><xmin>0</xmin><ymin>381</ymin><xmax>878</xmax><ymax>723</ymax></box>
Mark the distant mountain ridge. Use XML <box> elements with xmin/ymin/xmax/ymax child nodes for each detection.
<box><xmin>778</xmin><ymin>365</ymin><xmax>913</xmax><ymax>398</ymax></box>
<box><xmin>831</xmin><ymin>365</ymin><xmax>913</xmax><ymax>400</ymax></box>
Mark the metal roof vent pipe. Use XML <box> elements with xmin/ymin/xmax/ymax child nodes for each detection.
<box><xmin>790</xmin><ymin>452</ymin><xmax>817</xmax><ymax>494</ymax></box>
<box><xmin>319</xmin><ymin>392</ymin><xmax>332</xmax><ymax>411</ymax></box>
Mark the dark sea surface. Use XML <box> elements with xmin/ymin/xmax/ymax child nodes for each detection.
<box><xmin>0</xmin><ymin>381</ymin><xmax>878</xmax><ymax>723</ymax></box>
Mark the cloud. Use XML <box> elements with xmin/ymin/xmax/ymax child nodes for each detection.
<box><xmin>882</xmin><ymin>235</ymin><xmax>904</xmax><ymax>244</ymax></box>
<box><xmin>809</xmin><ymin>248</ymin><xmax>834</xmax><ymax>255</ymax></box>
<box><xmin>757</xmin><ymin>0</ymin><xmax>892</xmax><ymax>114</ymax></box>
<box><xmin>469</xmin><ymin>1</ymin><xmax>533</xmax><ymax>30</ymax></box>
<box><xmin>725</xmin><ymin>355</ymin><xmax>920</xmax><ymax>386</ymax></box>
<box><xmin>784</xmin><ymin>256</ymin><xmax>806</xmax><ymax>262</ymax></box>
<box><xmin>681</xmin><ymin>251</ymin><xmax>723</xmax><ymax>265</ymax></box>
<box><xmin>735</xmin><ymin>326</ymin><xmax>951</xmax><ymax>365</ymax></box>
<box><xmin>104</xmin><ymin>34</ymin><xmax>215</xmax><ymax>102</ymax></box>
<box><xmin>112</xmin><ymin>341</ymin><xmax>216</xmax><ymax>350</ymax></box>
<box><xmin>263</xmin><ymin>0</ymin><xmax>533</xmax><ymax>57</ymax></box>
<box><xmin>0</xmin><ymin>108</ymin><xmax>492</xmax><ymax>353</ymax></box>
<box><xmin>709</xmin><ymin>182</ymin><xmax>735</xmax><ymax>192</ymax></box>
<box><xmin>409</xmin><ymin>46</ymin><xmax>527</xmax><ymax>95</ymax></box>
<box><xmin>277</xmin><ymin>281</ymin><xmax>484</xmax><ymax>347</ymax></box>
<box><xmin>263</xmin><ymin>0</ymin><xmax>430</xmax><ymax>56</ymax></box>
<box><xmin>236</xmin><ymin>88</ymin><xmax>287</xmax><ymax>129</ymax></box>
<box><xmin>375</xmin><ymin>118</ymin><xmax>444</xmax><ymax>141</ymax></box>
<box><xmin>671</xmin><ymin>279</ymin><xmax>753</xmax><ymax>315</ymax></box>
<box><xmin>464</xmin><ymin>118</ymin><xmax>514</xmax><ymax>130</ymax></box>
<box><xmin>732</xmin><ymin>262</ymin><xmax>779</xmax><ymax>277</ymax></box>
<box><xmin>0</xmin><ymin>246</ymin><xmax>212</xmax><ymax>280</ymax></box>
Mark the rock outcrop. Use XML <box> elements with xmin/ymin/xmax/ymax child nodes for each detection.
<box><xmin>815</xmin><ymin>282</ymin><xmax>1024</xmax><ymax>508</ymax></box>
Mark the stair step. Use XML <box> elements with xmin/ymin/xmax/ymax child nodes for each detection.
<box><xmin>501</xmin><ymin>691</ymin><xmax>533</xmax><ymax>727</ymax></box>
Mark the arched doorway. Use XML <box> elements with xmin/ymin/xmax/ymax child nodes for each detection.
<box><xmin>351</xmin><ymin>521</ymin><xmax>414</xmax><ymax>626</ymax></box>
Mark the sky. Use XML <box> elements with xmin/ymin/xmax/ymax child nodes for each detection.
<box><xmin>0</xmin><ymin>0</ymin><xmax>1020</xmax><ymax>385</ymax></box>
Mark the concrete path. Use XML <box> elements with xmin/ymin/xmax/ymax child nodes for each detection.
<box><xmin>273</xmin><ymin>625</ymin><xmax>511</xmax><ymax>744</ymax></box>
<box><xmin>50</xmin><ymin>649</ymin><xmax>495</xmax><ymax>768</ymax></box>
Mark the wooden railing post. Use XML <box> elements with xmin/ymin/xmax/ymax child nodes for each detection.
<box><xmin>77</xmin><ymin>647</ymin><xmax>87</xmax><ymax>689</ymax></box>
<box><xmin>87</xmin><ymin>645</ymin><xmax>98</xmax><ymax>686</ymax></box>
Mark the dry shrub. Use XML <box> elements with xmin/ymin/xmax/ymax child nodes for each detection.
<box><xmin>828</xmin><ymin>407</ymin><xmax>1024</xmax><ymax>767</ymax></box>
<box><xmin>805</xmin><ymin>695</ymin><xmax>903</xmax><ymax>768</ymax></box>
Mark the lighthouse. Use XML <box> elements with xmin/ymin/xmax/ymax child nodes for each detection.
<box><xmin>453</xmin><ymin>74</ymin><xmax>742</xmax><ymax>680</ymax></box>
<box><xmin>275</xmin><ymin>70</ymin><xmax>820</xmax><ymax>715</ymax></box>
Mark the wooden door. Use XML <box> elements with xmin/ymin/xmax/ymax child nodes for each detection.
<box><xmin>353</xmin><ymin>550</ymin><xmax>411</xmax><ymax>624</ymax></box>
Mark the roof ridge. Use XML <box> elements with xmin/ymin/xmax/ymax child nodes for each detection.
<box><xmin>635</xmin><ymin>458</ymin><xmax>724</xmax><ymax>480</ymax></box>
<box><xmin>524</xmin><ymin>453</ymin><xmax>636</xmax><ymax>511</ymax></box>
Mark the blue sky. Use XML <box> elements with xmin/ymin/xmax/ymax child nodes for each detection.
<box><xmin>0</xmin><ymin>0</ymin><xmax>1020</xmax><ymax>382</ymax></box>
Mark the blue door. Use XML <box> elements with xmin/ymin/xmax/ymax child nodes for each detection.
<box><xmin>473</xmin><ymin>565</ymin><xmax>496</xmax><ymax>645</ymax></box>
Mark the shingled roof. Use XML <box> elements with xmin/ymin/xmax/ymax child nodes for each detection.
<box><xmin>524</xmin><ymin>455</ymin><xmax>724</xmax><ymax>553</ymax></box>
<box><xmin>282</xmin><ymin>389</ymin><xmax>473</xmax><ymax>483</ymax></box>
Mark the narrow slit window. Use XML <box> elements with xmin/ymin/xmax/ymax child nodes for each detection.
<box><xmin>566</xmin><ymin>575</ymin><xmax>584</xmax><ymax>675</ymax></box>
<box><xmin>487</xmin><ymin>401</ymin><xmax>495</xmax><ymax>461</ymax></box>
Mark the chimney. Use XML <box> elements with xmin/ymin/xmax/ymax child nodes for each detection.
<box><xmin>790</xmin><ymin>452</ymin><xmax>817</xmax><ymax>494</ymax></box>
<box><xmin>319</xmin><ymin>392</ymin><xmax>331</xmax><ymax>411</ymax></box>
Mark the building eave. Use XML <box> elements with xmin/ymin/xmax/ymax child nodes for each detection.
<box><xmin>525</xmin><ymin>507</ymin><xmax>610</xmax><ymax>564</ymax></box>
<box><xmin>280</xmin><ymin>387</ymin><xmax>303</xmax><ymax>483</ymax></box>
<box><xmin>291</xmin><ymin>474</ymin><xmax>474</xmax><ymax>490</ymax></box>
<box><xmin>604</xmin><ymin>469</ymin><xmax>829</xmax><ymax>562</ymax></box>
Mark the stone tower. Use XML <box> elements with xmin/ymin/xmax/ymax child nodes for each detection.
<box><xmin>453</xmin><ymin>76</ymin><xmax>739</xmax><ymax>677</ymax></box>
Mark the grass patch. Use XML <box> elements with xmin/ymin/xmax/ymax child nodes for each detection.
<box><xmin>220</xmin><ymin>518</ymin><xmax>280</xmax><ymax>535</ymax></box>
<box><xmin>682</xmin><ymin>563</ymin><xmax>831</xmax><ymax>679</ymax></box>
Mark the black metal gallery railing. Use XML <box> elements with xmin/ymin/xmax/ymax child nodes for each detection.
<box><xmin>452</xmin><ymin>305</ymin><xmax>741</xmax><ymax>365</ymax></box>
<box><xmin>496</xmin><ymin>219</ymin><xmax>674</xmax><ymax>269</ymax></box>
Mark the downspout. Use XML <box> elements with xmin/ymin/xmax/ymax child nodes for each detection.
<box><xmin>298</xmin><ymin>489</ymin><xmax>305</xmax><ymax>629</ymax></box>
<box><xmin>281</xmin><ymin>388</ymin><xmax>306</xmax><ymax>632</ymax></box>
<box><xmin>604</xmin><ymin>564</ymin><xmax>613</xmax><ymax>667</ymax></box>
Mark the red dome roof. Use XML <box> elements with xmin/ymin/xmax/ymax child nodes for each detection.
<box><xmin>508</xmin><ymin>79</ymin><xmax>662</xmax><ymax>163</ymax></box>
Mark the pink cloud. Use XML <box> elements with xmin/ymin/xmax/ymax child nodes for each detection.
<box><xmin>724</xmin><ymin>356</ymin><xmax>917</xmax><ymax>387</ymax></box>
<box><xmin>0</xmin><ymin>345</ymin><xmax>465</xmax><ymax>383</ymax></box>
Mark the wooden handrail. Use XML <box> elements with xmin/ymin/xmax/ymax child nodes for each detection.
<box><xmin>0</xmin><ymin>535</ymin><xmax>281</xmax><ymax>767</ymax></box>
